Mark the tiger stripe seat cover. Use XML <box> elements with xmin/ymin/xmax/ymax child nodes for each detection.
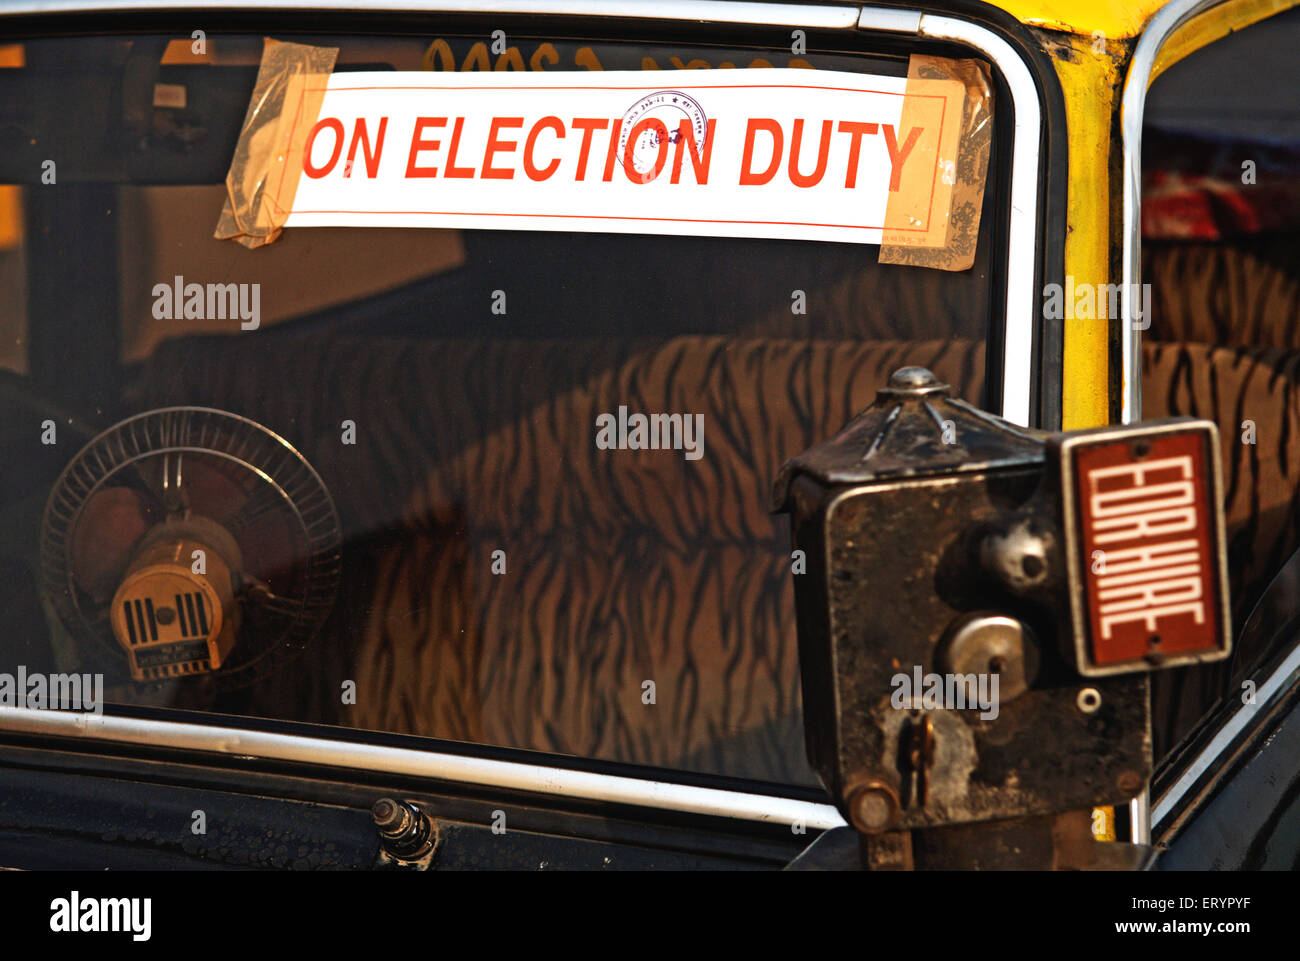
<box><xmin>140</xmin><ymin>334</ymin><xmax>981</xmax><ymax>780</ymax></box>
<box><xmin>138</xmin><ymin>313</ymin><xmax>1299</xmax><ymax>776</ymax></box>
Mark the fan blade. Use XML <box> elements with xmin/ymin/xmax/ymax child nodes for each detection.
<box><xmin>70</xmin><ymin>487</ymin><xmax>155</xmax><ymax>602</ymax></box>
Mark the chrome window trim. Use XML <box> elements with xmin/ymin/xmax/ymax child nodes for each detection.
<box><xmin>0</xmin><ymin>0</ymin><xmax>1049</xmax><ymax>820</ymax></box>
<box><xmin>1120</xmin><ymin>0</ymin><xmax>1296</xmax><ymax>847</ymax></box>
<box><xmin>1120</xmin><ymin>0</ymin><xmax>1242</xmax><ymax>425</ymax></box>
<box><xmin>1152</xmin><ymin>640</ymin><xmax>1300</xmax><ymax>831</ymax></box>
<box><xmin>0</xmin><ymin>706</ymin><xmax>849</xmax><ymax>830</ymax></box>
<box><xmin>0</xmin><ymin>0</ymin><xmax>864</xmax><ymax>27</ymax></box>
<box><xmin>858</xmin><ymin>7</ymin><xmax>1042</xmax><ymax>427</ymax></box>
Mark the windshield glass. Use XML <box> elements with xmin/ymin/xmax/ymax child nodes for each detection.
<box><xmin>1140</xmin><ymin>8</ymin><xmax>1300</xmax><ymax>764</ymax></box>
<box><xmin>0</xmin><ymin>29</ymin><xmax>1002</xmax><ymax>787</ymax></box>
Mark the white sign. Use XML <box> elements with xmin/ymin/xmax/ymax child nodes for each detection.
<box><xmin>276</xmin><ymin>69</ymin><xmax>963</xmax><ymax>246</ymax></box>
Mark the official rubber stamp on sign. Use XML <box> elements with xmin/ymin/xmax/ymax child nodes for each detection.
<box><xmin>618</xmin><ymin>89</ymin><xmax>708</xmax><ymax>180</ymax></box>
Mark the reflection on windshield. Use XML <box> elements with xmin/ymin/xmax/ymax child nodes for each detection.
<box><xmin>0</xmin><ymin>33</ymin><xmax>996</xmax><ymax>786</ymax></box>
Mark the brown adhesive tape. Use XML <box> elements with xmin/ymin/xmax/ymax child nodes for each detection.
<box><xmin>879</xmin><ymin>55</ymin><xmax>993</xmax><ymax>272</ymax></box>
<box><xmin>215</xmin><ymin>38</ymin><xmax>338</xmax><ymax>249</ymax></box>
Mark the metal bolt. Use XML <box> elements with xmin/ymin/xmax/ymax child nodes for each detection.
<box><xmin>941</xmin><ymin>614</ymin><xmax>1037</xmax><ymax>702</ymax></box>
<box><xmin>371</xmin><ymin>798</ymin><xmax>437</xmax><ymax>865</ymax></box>
<box><xmin>889</xmin><ymin>366</ymin><xmax>936</xmax><ymax>389</ymax></box>
<box><xmin>980</xmin><ymin>521</ymin><xmax>1051</xmax><ymax>593</ymax></box>
<box><xmin>847</xmin><ymin>782</ymin><xmax>900</xmax><ymax>833</ymax></box>
<box><xmin>1117</xmin><ymin>771</ymin><xmax>1143</xmax><ymax>795</ymax></box>
<box><xmin>1077</xmin><ymin>687</ymin><xmax>1102</xmax><ymax>714</ymax></box>
<box><xmin>371</xmin><ymin>797</ymin><xmax>413</xmax><ymax>836</ymax></box>
<box><xmin>878</xmin><ymin>366</ymin><xmax>951</xmax><ymax>400</ymax></box>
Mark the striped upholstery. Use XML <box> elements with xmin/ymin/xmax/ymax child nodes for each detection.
<box><xmin>135</xmin><ymin>233</ymin><xmax>1300</xmax><ymax>775</ymax></box>
<box><xmin>1142</xmin><ymin>341</ymin><xmax>1300</xmax><ymax>626</ymax></box>
<box><xmin>1143</xmin><ymin>236</ymin><xmax>1300</xmax><ymax>757</ymax></box>
<box><xmin>1144</xmin><ymin>237</ymin><xmax>1300</xmax><ymax>350</ymax></box>
<box><xmin>139</xmin><ymin>333</ymin><xmax>985</xmax><ymax>780</ymax></box>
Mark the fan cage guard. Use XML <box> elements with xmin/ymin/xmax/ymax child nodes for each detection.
<box><xmin>39</xmin><ymin>407</ymin><xmax>342</xmax><ymax>691</ymax></box>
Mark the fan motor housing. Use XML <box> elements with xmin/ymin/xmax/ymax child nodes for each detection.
<box><xmin>41</xmin><ymin>406</ymin><xmax>343</xmax><ymax>691</ymax></box>
<box><xmin>109</xmin><ymin>516</ymin><xmax>243</xmax><ymax>681</ymax></box>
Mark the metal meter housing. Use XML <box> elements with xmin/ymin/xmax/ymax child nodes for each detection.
<box><xmin>772</xmin><ymin>367</ymin><xmax>1230</xmax><ymax>834</ymax></box>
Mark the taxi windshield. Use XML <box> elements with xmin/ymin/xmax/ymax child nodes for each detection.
<box><xmin>0</xmin><ymin>30</ymin><xmax>1003</xmax><ymax>787</ymax></box>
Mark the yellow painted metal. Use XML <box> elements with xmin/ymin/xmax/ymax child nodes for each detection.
<box><xmin>1051</xmin><ymin>33</ymin><xmax>1127</xmax><ymax>429</ymax></box>
<box><xmin>1150</xmin><ymin>0</ymin><xmax>1299</xmax><ymax>83</ymax></box>
<box><xmin>999</xmin><ymin>0</ymin><xmax>1299</xmax><ymax>429</ymax></box>
<box><xmin>1092</xmin><ymin>805</ymin><xmax>1118</xmax><ymax>841</ymax></box>
<box><xmin>991</xmin><ymin>0</ymin><xmax>1171</xmax><ymax>39</ymax></box>
<box><xmin>988</xmin><ymin>0</ymin><xmax>1292</xmax><ymax>44</ymax></box>
<box><xmin>987</xmin><ymin>0</ymin><xmax>1299</xmax><ymax>52</ymax></box>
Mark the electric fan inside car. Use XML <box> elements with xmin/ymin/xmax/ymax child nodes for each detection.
<box><xmin>39</xmin><ymin>407</ymin><xmax>342</xmax><ymax>690</ymax></box>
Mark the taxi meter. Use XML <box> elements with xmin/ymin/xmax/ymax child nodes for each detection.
<box><xmin>773</xmin><ymin>367</ymin><xmax>1230</xmax><ymax>868</ymax></box>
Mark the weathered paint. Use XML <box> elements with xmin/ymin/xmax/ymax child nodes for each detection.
<box><xmin>1043</xmin><ymin>31</ymin><xmax>1128</xmax><ymax>429</ymax></box>
<box><xmin>992</xmin><ymin>0</ymin><xmax>1173</xmax><ymax>40</ymax></box>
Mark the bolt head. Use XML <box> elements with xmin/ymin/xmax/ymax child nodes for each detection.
<box><xmin>371</xmin><ymin>798</ymin><xmax>406</xmax><ymax>832</ymax></box>
<box><xmin>1117</xmin><ymin>771</ymin><xmax>1143</xmax><ymax>796</ymax></box>
<box><xmin>847</xmin><ymin>782</ymin><xmax>900</xmax><ymax>833</ymax></box>
<box><xmin>888</xmin><ymin>366</ymin><xmax>937</xmax><ymax>389</ymax></box>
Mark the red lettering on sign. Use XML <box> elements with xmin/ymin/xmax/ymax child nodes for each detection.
<box><xmin>404</xmin><ymin>117</ymin><xmax>447</xmax><ymax>178</ymax></box>
<box><xmin>523</xmin><ymin>116</ymin><xmax>565</xmax><ymax>181</ymax></box>
<box><xmin>344</xmin><ymin>117</ymin><xmax>388</xmax><ymax>178</ymax></box>
<box><xmin>482</xmin><ymin>117</ymin><xmax>524</xmax><ymax>180</ymax></box>
<box><xmin>601</xmin><ymin>118</ymin><xmax>624</xmax><ymax>182</ymax></box>
<box><xmin>883</xmin><ymin>124</ymin><xmax>922</xmax><ymax>192</ymax></box>
<box><xmin>670</xmin><ymin>119</ymin><xmax>715</xmax><ymax>185</ymax></box>
<box><xmin>787</xmin><ymin>119</ymin><xmax>833</xmax><ymax>188</ymax></box>
<box><xmin>739</xmin><ymin>119</ymin><xmax>783</xmax><ymax>186</ymax></box>
<box><xmin>304</xmin><ymin>118</ymin><xmax>346</xmax><ymax>179</ymax></box>
<box><xmin>837</xmin><ymin>120</ymin><xmax>879</xmax><ymax>189</ymax></box>
<box><xmin>571</xmin><ymin>117</ymin><xmax>608</xmax><ymax>181</ymax></box>
<box><xmin>622</xmin><ymin>118</ymin><xmax>669</xmax><ymax>184</ymax></box>
<box><xmin>1072</xmin><ymin>432</ymin><xmax>1224</xmax><ymax>668</ymax></box>
<box><xmin>444</xmin><ymin>117</ymin><xmax>476</xmax><ymax>179</ymax></box>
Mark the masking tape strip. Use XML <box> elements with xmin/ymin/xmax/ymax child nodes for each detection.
<box><xmin>214</xmin><ymin>38</ymin><xmax>338</xmax><ymax>249</ymax></box>
<box><xmin>879</xmin><ymin>55</ymin><xmax>993</xmax><ymax>272</ymax></box>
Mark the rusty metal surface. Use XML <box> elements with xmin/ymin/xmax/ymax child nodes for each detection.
<box><xmin>771</xmin><ymin>368</ymin><xmax>1047</xmax><ymax>511</ymax></box>
<box><xmin>372</xmin><ymin>797</ymin><xmax>439</xmax><ymax>869</ymax></box>
<box><xmin>909</xmin><ymin>811</ymin><xmax>1154</xmax><ymax>870</ymax></box>
<box><xmin>775</xmin><ymin>368</ymin><xmax>1153</xmax><ymax>837</ymax></box>
<box><xmin>804</xmin><ymin>473</ymin><xmax>1151</xmax><ymax>829</ymax></box>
